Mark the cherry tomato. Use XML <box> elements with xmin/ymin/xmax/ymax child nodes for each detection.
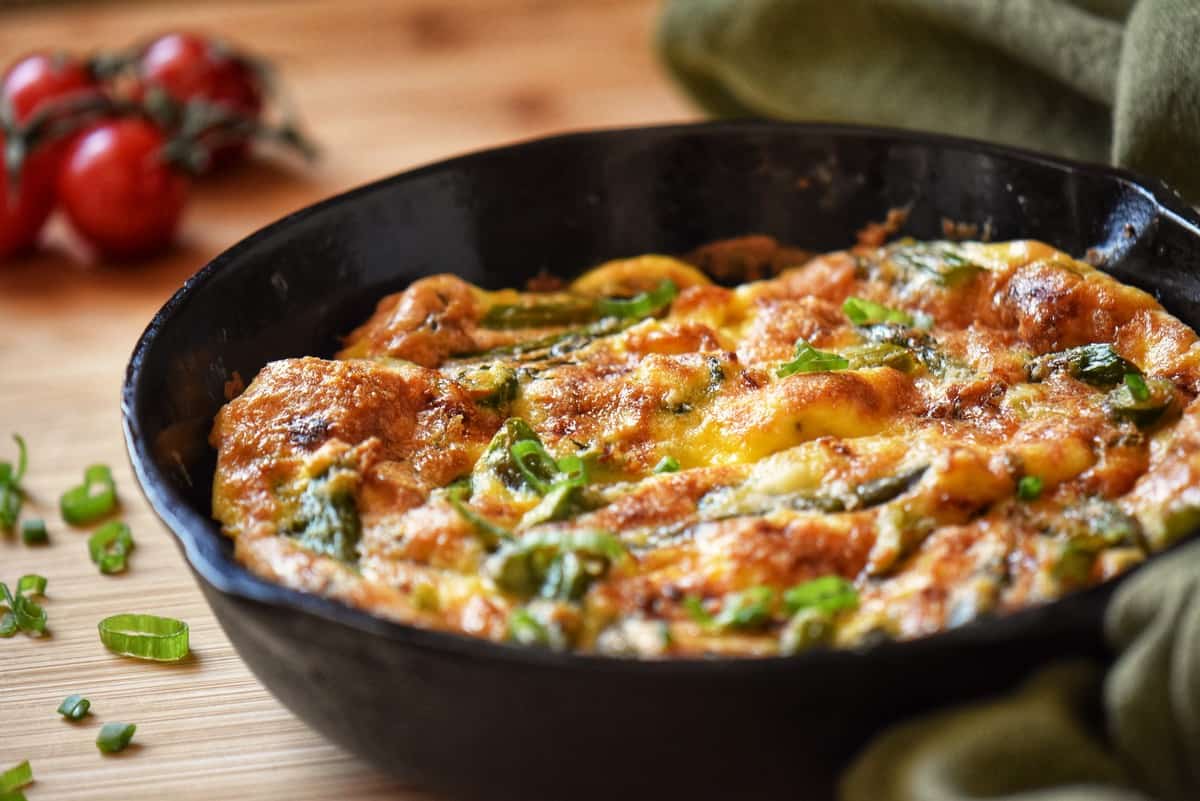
<box><xmin>137</xmin><ymin>32</ymin><xmax>263</xmax><ymax>168</ymax></box>
<box><xmin>0</xmin><ymin>130</ymin><xmax>58</xmax><ymax>261</ymax></box>
<box><xmin>2</xmin><ymin>52</ymin><xmax>98</xmax><ymax>123</ymax></box>
<box><xmin>57</xmin><ymin>119</ymin><xmax>189</xmax><ymax>259</ymax></box>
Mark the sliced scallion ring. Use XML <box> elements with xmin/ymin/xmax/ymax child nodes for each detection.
<box><xmin>98</xmin><ymin>614</ymin><xmax>189</xmax><ymax>662</ymax></box>
<box><xmin>60</xmin><ymin>464</ymin><xmax>117</xmax><ymax>525</ymax></box>
<box><xmin>0</xmin><ymin>582</ymin><xmax>46</xmax><ymax>635</ymax></box>
<box><xmin>16</xmin><ymin>575</ymin><xmax>45</xmax><ymax>596</ymax></box>
<box><xmin>509</xmin><ymin>439</ymin><xmax>558</xmax><ymax>495</ymax></box>
<box><xmin>57</xmin><ymin>694</ymin><xmax>91</xmax><ymax>721</ymax></box>
<box><xmin>19</xmin><ymin>519</ymin><xmax>47</xmax><ymax>545</ymax></box>
<box><xmin>96</xmin><ymin>722</ymin><xmax>136</xmax><ymax>754</ymax></box>
<box><xmin>10</xmin><ymin>597</ymin><xmax>47</xmax><ymax>635</ymax></box>
<box><xmin>88</xmin><ymin>521</ymin><xmax>135</xmax><ymax>574</ymax></box>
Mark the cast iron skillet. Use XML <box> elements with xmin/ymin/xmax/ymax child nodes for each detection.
<box><xmin>122</xmin><ymin>122</ymin><xmax>1200</xmax><ymax>801</ymax></box>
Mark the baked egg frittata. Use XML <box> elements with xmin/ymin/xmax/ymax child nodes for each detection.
<box><xmin>210</xmin><ymin>237</ymin><xmax>1200</xmax><ymax>657</ymax></box>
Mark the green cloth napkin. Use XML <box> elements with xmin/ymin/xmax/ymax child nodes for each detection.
<box><xmin>838</xmin><ymin>538</ymin><xmax>1200</xmax><ymax>801</ymax></box>
<box><xmin>657</xmin><ymin>0</ymin><xmax>1200</xmax><ymax>202</ymax></box>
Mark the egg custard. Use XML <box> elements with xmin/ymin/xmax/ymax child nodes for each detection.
<box><xmin>210</xmin><ymin>237</ymin><xmax>1200</xmax><ymax>657</ymax></box>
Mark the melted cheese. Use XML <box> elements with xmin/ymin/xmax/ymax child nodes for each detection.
<box><xmin>210</xmin><ymin>238</ymin><xmax>1200</xmax><ymax>657</ymax></box>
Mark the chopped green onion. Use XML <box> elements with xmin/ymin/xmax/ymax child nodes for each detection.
<box><xmin>1027</xmin><ymin>344</ymin><xmax>1137</xmax><ymax>387</ymax></box>
<box><xmin>519</xmin><ymin>455</ymin><xmax>591</xmax><ymax>528</ymax></box>
<box><xmin>685</xmin><ymin>588</ymin><xmax>776</xmax><ymax>630</ymax></box>
<box><xmin>1074</xmin><ymin>345</ymin><xmax>1136</xmax><ymax>385</ymax></box>
<box><xmin>0</xmin><ymin>490</ymin><xmax>18</xmax><ymax>533</ymax></box>
<box><xmin>712</xmin><ymin>586</ymin><xmax>775</xmax><ymax>630</ymax></box>
<box><xmin>98</xmin><ymin>614</ymin><xmax>189</xmax><ymax>662</ymax></box>
<box><xmin>780</xmin><ymin>608</ymin><xmax>835</xmax><ymax>654</ymax></box>
<box><xmin>653</xmin><ymin>455</ymin><xmax>680</xmax><ymax>474</ymax></box>
<box><xmin>16</xmin><ymin>575</ymin><xmax>45</xmax><ymax>596</ymax></box>
<box><xmin>19</xmin><ymin>519</ymin><xmax>47</xmax><ymax>545</ymax></box>
<box><xmin>777</xmin><ymin>340</ymin><xmax>849</xmax><ymax>377</ymax></box>
<box><xmin>783</xmin><ymin>576</ymin><xmax>859</xmax><ymax>616</ymax></box>
<box><xmin>446</xmin><ymin>492</ymin><xmax>510</xmax><ymax>549</ymax></box>
<box><xmin>1107</xmin><ymin>375</ymin><xmax>1177</xmax><ymax>428</ymax></box>
<box><xmin>0</xmin><ymin>435</ymin><xmax>27</xmax><ymax>532</ymax></box>
<box><xmin>485</xmin><ymin>530</ymin><xmax>624</xmax><ymax>599</ymax></box>
<box><xmin>88</xmin><ymin>521</ymin><xmax>135</xmax><ymax>574</ymax></box>
<box><xmin>841</xmin><ymin>342</ymin><xmax>919</xmax><ymax>373</ymax></box>
<box><xmin>0</xmin><ymin>761</ymin><xmax>31</xmax><ymax>793</ymax></box>
<box><xmin>286</xmin><ymin>468</ymin><xmax>360</xmax><ymax>563</ymax></box>
<box><xmin>1018</xmin><ymin>475</ymin><xmax>1044</xmax><ymax>501</ymax></box>
<box><xmin>1054</xmin><ymin>539</ymin><xmax>1096</xmax><ymax>584</ymax></box>
<box><xmin>1124</xmin><ymin>372</ymin><xmax>1150</xmax><ymax>402</ymax></box>
<box><xmin>96</xmin><ymin>722</ymin><xmax>136</xmax><ymax>754</ymax></box>
<box><xmin>594</xmin><ymin>279</ymin><xmax>678</xmax><ymax>320</ymax></box>
<box><xmin>509</xmin><ymin>439</ymin><xmax>559</xmax><ymax>495</ymax></box>
<box><xmin>0</xmin><ymin>581</ymin><xmax>46</xmax><ymax>636</ymax></box>
<box><xmin>555</xmin><ymin>454</ymin><xmax>587</xmax><ymax>483</ymax></box>
<box><xmin>891</xmin><ymin>242</ymin><xmax>983</xmax><ymax>287</ymax></box>
<box><xmin>60</xmin><ymin>464</ymin><xmax>118</xmax><ymax>525</ymax></box>
<box><xmin>454</xmin><ymin>364</ymin><xmax>519</xmax><ymax>408</ymax></box>
<box><xmin>682</xmin><ymin>596</ymin><xmax>713</xmax><ymax>625</ymax></box>
<box><xmin>10</xmin><ymin>596</ymin><xmax>46</xmax><ymax>634</ymax></box>
<box><xmin>57</xmin><ymin>694</ymin><xmax>91</xmax><ymax>721</ymax></box>
<box><xmin>504</xmin><ymin>434</ymin><xmax>593</xmax><ymax>526</ymax></box>
<box><xmin>508</xmin><ymin>608</ymin><xmax>552</xmax><ymax>647</ymax></box>
<box><xmin>860</xmin><ymin>324</ymin><xmax>950</xmax><ymax>375</ymax></box>
<box><xmin>779</xmin><ymin>576</ymin><xmax>859</xmax><ymax>653</ymax></box>
<box><xmin>842</xmin><ymin>297</ymin><xmax>913</xmax><ymax>326</ymax></box>
<box><xmin>499</xmin><ymin>528</ymin><xmax>625</xmax><ymax>561</ymax></box>
<box><xmin>520</xmin><ymin>481</ymin><xmax>579</xmax><ymax>528</ymax></box>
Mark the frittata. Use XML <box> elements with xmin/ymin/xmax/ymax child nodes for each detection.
<box><xmin>210</xmin><ymin>236</ymin><xmax>1200</xmax><ymax>657</ymax></box>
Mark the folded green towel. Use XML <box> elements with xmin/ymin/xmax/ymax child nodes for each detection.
<box><xmin>838</xmin><ymin>539</ymin><xmax>1200</xmax><ymax>801</ymax></box>
<box><xmin>658</xmin><ymin>0</ymin><xmax>1200</xmax><ymax>202</ymax></box>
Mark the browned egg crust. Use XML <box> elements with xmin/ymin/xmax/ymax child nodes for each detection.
<box><xmin>210</xmin><ymin>237</ymin><xmax>1200</xmax><ymax>657</ymax></box>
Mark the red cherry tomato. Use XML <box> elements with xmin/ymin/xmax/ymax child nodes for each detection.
<box><xmin>2</xmin><ymin>52</ymin><xmax>99</xmax><ymax>123</ymax></box>
<box><xmin>137</xmin><ymin>32</ymin><xmax>263</xmax><ymax>168</ymax></box>
<box><xmin>3</xmin><ymin>52</ymin><xmax>105</xmax><ymax>194</ymax></box>
<box><xmin>0</xmin><ymin>130</ymin><xmax>58</xmax><ymax>261</ymax></box>
<box><xmin>57</xmin><ymin>119</ymin><xmax>189</xmax><ymax>259</ymax></box>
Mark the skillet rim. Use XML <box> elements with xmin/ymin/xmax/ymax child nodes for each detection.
<box><xmin>120</xmin><ymin>119</ymin><xmax>1200</xmax><ymax>673</ymax></box>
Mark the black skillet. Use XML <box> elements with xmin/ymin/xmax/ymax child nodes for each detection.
<box><xmin>121</xmin><ymin>122</ymin><xmax>1200</xmax><ymax>801</ymax></box>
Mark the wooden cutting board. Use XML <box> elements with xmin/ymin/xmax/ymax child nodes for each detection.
<box><xmin>0</xmin><ymin>2</ymin><xmax>695</xmax><ymax>797</ymax></box>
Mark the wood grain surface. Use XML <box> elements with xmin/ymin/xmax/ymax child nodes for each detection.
<box><xmin>0</xmin><ymin>2</ymin><xmax>695</xmax><ymax>797</ymax></box>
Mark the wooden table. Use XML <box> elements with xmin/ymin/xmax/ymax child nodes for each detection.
<box><xmin>0</xmin><ymin>2</ymin><xmax>695</xmax><ymax>797</ymax></box>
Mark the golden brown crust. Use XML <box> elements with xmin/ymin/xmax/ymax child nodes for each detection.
<box><xmin>211</xmin><ymin>240</ymin><xmax>1200</xmax><ymax>657</ymax></box>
